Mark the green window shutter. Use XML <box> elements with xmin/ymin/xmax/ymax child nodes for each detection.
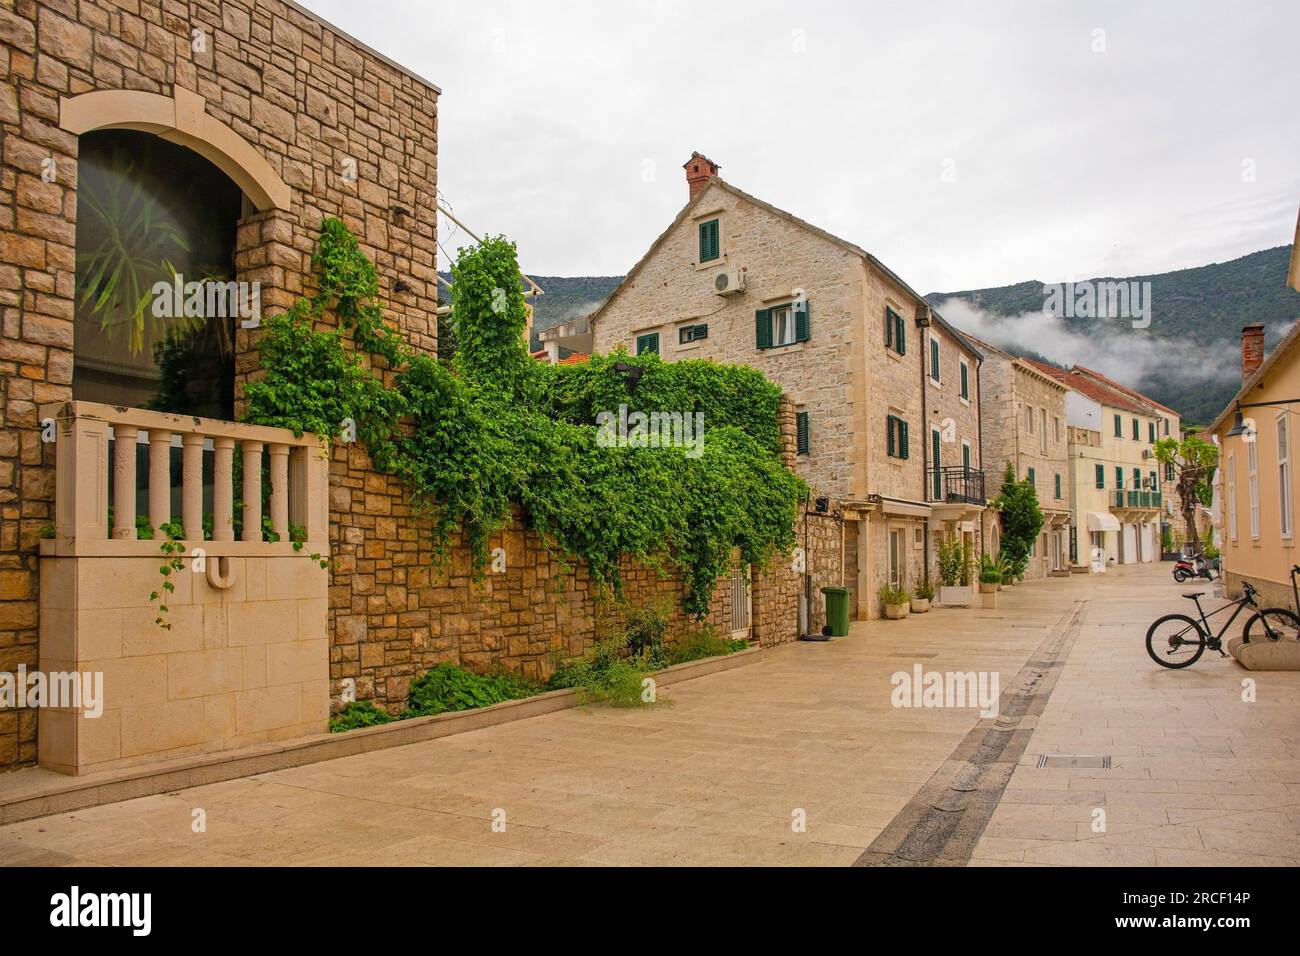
<box><xmin>885</xmin><ymin>310</ymin><xmax>894</xmax><ymax>349</ymax></box>
<box><xmin>1055</xmin><ymin>473</ymin><xmax>1062</xmax><ymax>499</ymax></box>
<box><xmin>795</xmin><ymin>299</ymin><xmax>810</xmax><ymax>342</ymax></box>
<box><xmin>1027</xmin><ymin>467</ymin><xmax>1035</xmax><ymax>487</ymax></box>
<box><xmin>1149</xmin><ymin>422</ymin><xmax>1156</xmax><ymax>442</ymax></box>
<box><xmin>896</xmin><ymin>314</ymin><xmax>906</xmax><ymax>355</ymax></box>
<box><xmin>698</xmin><ymin>219</ymin><xmax>720</xmax><ymax>262</ymax></box>
<box><xmin>886</xmin><ymin>415</ymin><xmax>896</xmax><ymax>457</ymax></box>
<box><xmin>929</xmin><ymin>337</ymin><xmax>940</xmax><ymax>381</ymax></box>
<box><xmin>1114</xmin><ymin>414</ymin><xmax>1122</xmax><ymax>437</ymax></box>
<box><xmin>795</xmin><ymin>411</ymin><xmax>810</xmax><ymax>455</ymax></box>
<box><xmin>1095</xmin><ymin>464</ymin><xmax>1104</xmax><ymax>488</ymax></box>
<box><xmin>755</xmin><ymin>309</ymin><xmax>771</xmax><ymax>349</ymax></box>
<box><xmin>1133</xmin><ymin>468</ymin><xmax>1141</xmax><ymax>489</ymax></box>
<box><xmin>962</xmin><ymin>443</ymin><xmax>971</xmax><ymax>469</ymax></box>
<box><xmin>636</xmin><ymin>333</ymin><xmax>659</xmax><ymax>355</ymax></box>
<box><xmin>900</xmin><ymin>419</ymin><xmax>910</xmax><ymax>459</ymax></box>
<box><xmin>960</xmin><ymin>363</ymin><xmax>969</xmax><ymax>399</ymax></box>
<box><xmin>1115</xmin><ymin>466</ymin><xmax>1123</xmax><ymax>489</ymax></box>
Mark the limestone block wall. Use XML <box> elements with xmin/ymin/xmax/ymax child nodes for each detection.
<box><xmin>0</xmin><ymin>0</ymin><xmax>439</xmax><ymax>768</ymax></box>
<box><xmin>38</xmin><ymin>553</ymin><xmax>327</xmax><ymax>775</ymax></box>
<box><xmin>589</xmin><ymin>181</ymin><xmax>866</xmax><ymax>501</ymax></box>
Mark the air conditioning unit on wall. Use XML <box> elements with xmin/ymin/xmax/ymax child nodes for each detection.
<box><xmin>713</xmin><ymin>269</ymin><xmax>746</xmax><ymax>296</ymax></box>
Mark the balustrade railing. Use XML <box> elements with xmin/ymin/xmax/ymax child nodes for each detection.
<box><xmin>39</xmin><ymin>401</ymin><xmax>329</xmax><ymax>555</ymax></box>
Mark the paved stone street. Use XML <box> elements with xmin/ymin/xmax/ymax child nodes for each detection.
<box><xmin>1</xmin><ymin>562</ymin><xmax>1297</xmax><ymax>866</ymax></box>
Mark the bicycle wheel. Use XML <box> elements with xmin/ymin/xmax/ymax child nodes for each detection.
<box><xmin>1242</xmin><ymin>608</ymin><xmax>1300</xmax><ymax>644</ymax></box>
<box><xmin>1146</xmin><ymin>614</ymin><xmax>1206</xmax><ymax>668</ymax></box>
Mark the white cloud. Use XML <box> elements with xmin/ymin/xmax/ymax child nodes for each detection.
<box><xmin>298</xmin><ymin>0</ymin><xmax>1300</xmax><ymax>288</ymax></box>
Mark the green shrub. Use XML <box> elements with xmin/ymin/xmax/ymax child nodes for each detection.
<box><xmin>548</xmin><ymin>637</ymin><xmax>656</xmax><ymax>707</ymax></box>
<box><xmin>978</xmin><ymin>554</ymin><xmax>1003</xmax><ymax>584</ymax></box>
<box><xmin>878</xmin><ymin>583</ymin><xmax>909</xmax><ymax>606</ymax></box>
<box><xmin>914</xmin><ymin>582</ymin><xmax>935</xmax><ymax>600</ymax></box>
<box><xmin>623</xmin><ymin>602</ymin><xmax>670</xmax><ymax>666</ymax></box>
<box><xmin>666</xmin><ymin>627</ymin><xmax>749</xmax><ymax>665</ymax></box>
<box><xmin>403</xmin><ymin>663</ymin><xmax>542</xmax><ymax>718</ymax></box>
<box><xmin>329</xmin><ymin>700</ymin><xmax>394</xmax><ymax>732</ymax></box>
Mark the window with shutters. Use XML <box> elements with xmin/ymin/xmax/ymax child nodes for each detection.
<box><xmin>1055</xmin><ymin>473</ymin><xmax>1062</xmax><ymax>499</ymax></box>
<box><xmin>1132</xmin><ymin>467</ymin><xmax>1141</xmax><ymax>490</ymax></box>
<box><xmin>755</xmin><ymin>300</ymin><xmax>809</xmax><ymax>349</ymax></box>
<box><xmin>698</xmin><ymin>219</ymin><xmax>720</xmax><ymax>263</ymax></box>
<box><xmin>636</xmin><ymin>332</ymin><xmax>659</xmax><ymax>355</ymax></box>
<box><xmin>959</xmin><ymin>359</ymin><xmax>970</xmax><ymax>400</ymax></box>
<box><xmin>1132</xmin><ymin>418</ymin><xmax>1139</xmax><ymax>440</ymax></box>
<box><xmin>1148</xmin><ymin>421</ymin><xmax>1156</xmax><ymax>443</ymax></box>
<box><xmin>929</xmin><ymin>336</ymin><xmax>941</xmax><ymax>383</ymax></box>
<box><xmin>1095</xmin><ymin>464</ymin><xmax>1105</xmax><ymax>488</ymax></box>
<box><xmin>678</xmin><ymin>323</ymin><xmax>708</xmax><ymax>344</ymax></box>
<box><xmin>1114</xmin><ymin>414</ymin><xmax>1122</xmax><ymax>437</ymax></box>
<box><xmin>1279</xmin><ymin>414</ymin><xmax>1292</xmax><ymax>538</ymax></box>
<box><xmin>1227</xmin><ymin>452</ymin><xmax>1238</xmax><ymax>540</ymax></box>
<box><xmin>1040</xmin><ymin>409</ymin><xmax>1047</xmax><ymax>453</ymax></box>
<box><xmin>1115</xmin><ymin>466</ymin><xmax>1123</xmax><ymax>489</ymax></box>
<box><xmin>1165</xmin><ymin>462</ymin><xmax>1175</xmax><ymax>481</ymax></box>
<box><xmin>795</xmin><ymin>410</ymin><xmax>810</xmax><ymax>456</ymax></box>
<box><xmin>885</xmin><ymin>306</ymin><xmax>905</xmax><ymax>355</ymax></box>
<box><xmin>886</xmin><ymin>414</ymin><xmax>909</xmax><ymax>460</ymax></box>
<box><xmin>1027</xmin><ymin>467</ymin><xmax>1035</xmax><ymax>488</ymax></box>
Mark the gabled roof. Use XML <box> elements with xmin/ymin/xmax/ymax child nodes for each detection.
<box><xmin>1207</xmin><ymin>318</ymin><xmax>1300</xmax><ymax>432</ymax></box>
<box><xmin>587</xmin><ymin>175</ymin><xmax>981</xmax><ymax>360</ymax></box>
<box><xmin>1071</xmin><ymin>365</ymin><xmax>1178</xmax><ymax>417</ymax></box>
<box><xmin>1021</xmin><ymin>359</ymin><xmax>1154</xmax><ymax>416</ymax></box>
<box><xmin>961</xmin><ymin>333</ymin><xmax>1066</xmax><ymax>391</ymax></box>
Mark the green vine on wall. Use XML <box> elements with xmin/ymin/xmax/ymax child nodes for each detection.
<box><xmin>243</xmin><ymin>219</ymin><xmax>804</xmax><ymax>617</ymax></box>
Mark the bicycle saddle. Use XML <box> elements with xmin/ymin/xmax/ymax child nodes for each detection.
<box><xmin>1182</xmin><ymin>593</ymin><xmax>1204</xmax><ymax>600</ymax></box>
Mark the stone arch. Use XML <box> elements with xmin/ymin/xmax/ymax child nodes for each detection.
<box><xmin>59</xmin><ymin>87</ymin><xmax>291</xmax><ymax>212</ymax></box>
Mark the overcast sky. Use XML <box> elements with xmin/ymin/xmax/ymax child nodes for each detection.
<box><xmin>299</xmin><ymin>0</ymin><xmax>1300</xmax><ymax>292</ymax></box>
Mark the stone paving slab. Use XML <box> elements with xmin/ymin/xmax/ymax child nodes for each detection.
<box><xmin>1</xmin><ymin>563</ymin><xmax>1295</xmax><ymax>866</ymax></box>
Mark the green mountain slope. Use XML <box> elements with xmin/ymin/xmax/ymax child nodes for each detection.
<box><xmin>928</xmin><ymin>246</ymin><xmax>1300</xmax><ymax>424</ymax></box>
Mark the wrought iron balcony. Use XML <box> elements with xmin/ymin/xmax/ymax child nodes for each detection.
<box><xmin>927</xmin><ymin>466</ymin><xmax>986</xmax><ymax>505</ymax></box>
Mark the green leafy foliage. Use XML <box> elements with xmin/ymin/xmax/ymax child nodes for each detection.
<box><xmin>1154</xmin><ymin>434</ymin><xmax>1218</xmax><ymax>552</ymax></box>
<box><xmin>992</xmin><ymin>463</ymin><xmax>1044</xmax><ymax>579</ymax></box>
<box><xmin>329</xmin><ymin>700</ymin><xmax>395</xmax><ymax>732</ymax></box>
<box><xmin>547</xmin><ymin>638</ymin><xmax>656</xmax><ymax>707</ymax></box>
<box><xmin>402</xmin><ymin>663</ymin><xmax>542</xmax><ymax>718</ymax></box>
<box><xmin>665</xmin><ymin>627</ymin><xmax>749</xmax><ymax>665</ymax></box>
<box><xmin>244</xmin><ymin>220</ymin><xmax>802</xmax><ymax>617</ymax></box>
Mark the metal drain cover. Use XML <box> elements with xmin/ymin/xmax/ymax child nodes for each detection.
<box><xmin>1038</xmin><ymin>754</ymin><xmax>1110</xmax><ymax>769</ymax></box>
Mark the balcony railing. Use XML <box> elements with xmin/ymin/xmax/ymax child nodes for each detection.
<box><xmin>927</xmin><ymin>466</ymin><xmax>986</xmax><ymax>505</ymax></box>
<box><xmin>1112</xmin><ymin>490</ymin><xmax>1161</xmax><ymax>511</ymax></box>
<box><xmin>39</xmin><ymin>401</ymin><xmax>329</xmax><ymax>556</ymax></box>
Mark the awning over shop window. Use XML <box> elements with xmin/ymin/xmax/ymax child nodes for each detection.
<box><xmin>1086</xmin><ymin>512</ymin><xmax>1121</xmax><ymax>532</ymax></box>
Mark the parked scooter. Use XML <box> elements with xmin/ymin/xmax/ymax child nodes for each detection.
<box><xmin>1172</xmin><ymin>551</ymin><xmax>1217</xmax><ymax>583</ymax></box>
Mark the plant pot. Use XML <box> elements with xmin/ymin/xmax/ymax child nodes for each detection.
<box><xmin>978</xmin><ymin>581</ymin><xmax>998</xmax><ymax>594</ymax></box>
<box><xmin>981</xmin><ymin>590</ymin><xmax>998</xmax><ymax>609</ymax></box>
<box><xmin>910</xmin><ymin>598</ymin><xmax>931</xmax><ymax>613</ymax></box>
<box><xmin>938</xmin><ymin>585</ymin><xmax>973</xmax><ymax>607</ymax></box>
<box><xmin>883</xmin><ymin>602</ymin><xmax>910</xmax><ymax>620</ymax></box>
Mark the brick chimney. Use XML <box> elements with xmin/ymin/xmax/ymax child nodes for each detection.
<box><xmin>1241</xmin><ymin>323</ymin><xmax>1266</xmax><ymax>379</ymax></box>
<box><xmin>684</xmin><ymin>152</ymin><xmax>720</xmax><ymax>199</ymax></box>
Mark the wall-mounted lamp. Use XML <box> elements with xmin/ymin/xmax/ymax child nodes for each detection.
<box><xmin>1225</xmin><ymin>404</ymin><xmax>1248</xmax><ymax>438</ymax></box>
<box><xmin>612</xmin><ymin>361</ymin><xmax>643</xmax><ymax>393</ymax></box>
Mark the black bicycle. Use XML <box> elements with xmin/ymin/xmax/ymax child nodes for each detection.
<box><xmin>1145</xmin><ymin>581</ymin><xmax>1300</xmax><ymax>668</ymax></box>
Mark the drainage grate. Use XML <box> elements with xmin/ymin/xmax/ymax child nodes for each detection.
<box><xmin>1037</xmin><ymin>754</ymin><xmax>1110</xmax><ymax>769</ymax></box>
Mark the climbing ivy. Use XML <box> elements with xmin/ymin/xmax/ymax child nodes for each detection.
<box><xmin>243</xmin><ymin>220</ymin><xmax>803</xmax><ymax>616</ymax></box>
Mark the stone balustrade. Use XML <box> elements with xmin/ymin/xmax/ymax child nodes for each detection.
<box><xmin>37</xmin><ymin>401</ymin><xmax>328</xmax><ymax>557</ymax></box>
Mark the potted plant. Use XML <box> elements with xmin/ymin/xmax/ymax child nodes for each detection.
<box><xmin>879</xmin><ymin>583</ymin><xmax>911</xmax><ymax>619</ymax></box>
<box><xmin>912</xmin><ymin>582</ymin><xmax>934</xmax><ymax>614</ymax></box>
<box><xmin>936</xmin><ymin>537</ymin><xmax>973</xmax><ymax>606</ymax></box>
<box><xmin>978</xmin><ymin>555</ymin><xmax>1002</xmax><ymax>607</ymax></box>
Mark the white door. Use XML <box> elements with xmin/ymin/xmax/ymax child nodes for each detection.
<box><xmin>1122</xmin><ymin>524</ymin><xmax>1138</xmax><ymax>564</ymax></box>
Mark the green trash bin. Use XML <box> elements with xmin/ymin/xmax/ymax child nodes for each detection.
<box><xmin>821</xmin><ymin>586</ymin><xmax>852</xmax><ymax>637</ymax></box>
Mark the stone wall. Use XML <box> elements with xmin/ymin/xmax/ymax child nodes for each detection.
<box><xmin>38</xmin><ymin>552</ymin><xmax>327</xmax><ymax>774</ymax></box>
<box><xmin>1</xmin><ymin>0</ymin><xmax>439</xmax><ymax>768</ymax></box>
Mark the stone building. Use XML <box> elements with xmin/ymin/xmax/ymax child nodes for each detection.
<box><xmin>575</xmin><ymin>153</ymin><xmax>987</xmax><ymax>619</ymax></box>
<box><xmin>0</xmin><ymin>4</ymin><xmax>801</xmax><ymax>775</ymax></box>
<box><xmin>1025</xmin><ymin>361</ymin><xmax>1174</xmax><ymax>568</ymax></box>
<box><xmin>968</xmin><ymin>336</ymin><xmax>1071</xmax><ymax>578</ymax></box>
